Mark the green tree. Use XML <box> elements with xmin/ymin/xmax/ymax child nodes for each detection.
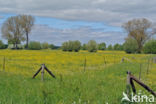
<box><xmin>73</xmin><ymin>40</ymin><xmax>81</xmax><ymax>52</ymax></box>
<box><xmin>0</xmin><ymin>40</ymin><xmax>7</xmax><ymax>49</ymax></box>
<box><xmin>49</xmin><ymin>44</ymin><xmax>55</xmax><ymax>49</ymax></box>
<box><xmin>67</xmin><ymin>40</ymin><xmax>74</xmax><ymax>51</ymax></box>
<box><xmin>1</xmin><ymin>16</ymin><xmax>25</xmax><ymax>49</ymax></box>
<box><xmin>113</xmin><ymin>44</ymin><xmax>123</xmax><ymax>50</ymax></box>
<box><xmin>62</xmin><ymin>41</ymin><xmax>68</xmax><ymax>51</ymax></box>
<box><xmin>98</xmin><ymin>42</ymin><xmax>106</xmax><ymax>50</ymax></box>
<box><xmin>42</xmin><ymin>42</ymin><xmax>49</xmax><ymax>49</ymax></box>
<box><xmin>87</xmin><ymin>40</ymin><xmax>98</xmax><ymax>52</ymax></box>
<box><xmin>28</xmin><ymin>41</ymin><xmax>41</xmax><ymax>50</ymax></box>
<box><xmin>19</xmin><ymin>15</ymin><xmax>35</xmax><ymax>49</ymax></box>
<box><xmin>122</xmin><ymin>18</ymin><xmax>155</xmax><ymax>53</ymax></box>
<box><xmin>143</xmin><ymin>39</ymin><xmax>156</xmax><ymax>54</ymax></box>
<box><xmin>123</xmin><ymin>38</ymin><xmax>138</xmax><ymax>53</ymax></box>
<box><xmin>82</xmin><ymin>44</ymin><xmax>87</xmax><ymax>50</ymax></box>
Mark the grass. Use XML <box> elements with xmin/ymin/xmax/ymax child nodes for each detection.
<box><xmin>0</xmin><ymin>50</ymin><xmax>155</xmax><ymax>104</ymax></box>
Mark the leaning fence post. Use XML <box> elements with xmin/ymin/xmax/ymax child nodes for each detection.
<box><xmin>41</xmin><ymin>64</ymin><xmax>45</xmax><ymax>81</ymax></box>
<box><xmin>3</xmin><ymin>56</ymin><xmax>5</xmax><ymax>72</ymax></box>
<box><xmin>126</xmin><ymin>71</ymin><xmax>131</xmax><ymax>97</ymax></box>
<box><xmin>127</xmin><ymin>71</ymin><xmax>156</xmax><ymax>97</ymax></box>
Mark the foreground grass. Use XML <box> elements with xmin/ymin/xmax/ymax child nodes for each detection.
<box><xmin>0</xmin><ymin>50</ymin><xmax>155</xmax><ymax>104</ymax></box>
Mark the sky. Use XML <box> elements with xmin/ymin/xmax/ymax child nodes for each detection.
<box><xmin>0</xmin><ymin>0</ymin><xmax>156</xmax><ymax>46</ymax></box>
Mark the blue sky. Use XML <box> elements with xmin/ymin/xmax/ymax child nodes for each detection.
<box><xmin>0</xmin><ymin>12</ymin><xmax>124</xmax><ymax>45</ymax></box>
<box><xmin>0</xmin><ymin>0</ymin><xmax>155</xmax><ymax>46</ymax></box>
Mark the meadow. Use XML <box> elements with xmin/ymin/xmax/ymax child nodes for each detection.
<box><xmin>0</xmin><ymin>50</ymin><xmax>155</xmax><ymax>104</ymax></box>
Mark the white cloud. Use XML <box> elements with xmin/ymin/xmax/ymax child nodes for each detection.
<box><xmin>0</xmin><ymin>0</ymin><xmax>156</xmax><ymax>26</ymax></box>
<box><xmin>29</xmin><ymin>24</ymin><xmax>125</xmax><ymax>45</ymax></box>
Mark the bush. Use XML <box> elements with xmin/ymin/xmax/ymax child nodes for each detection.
<box><xmin>28</xmin><ymin>41</ymin><xmax>41</xmax><ymax>50</ymax></box>
<box><xmin>107</xmin><ymin>44</ymin><xmax>113</xmax><ymax>50</ymax></box>
<box><xmin>98</xmin><ymin>42</ymin><xmax>106</xmax><ymax>50</ymax></box>
<box><xmin>73</xmin><ymin>40</ymin><xmax>81</xmax><ymax>52</ymax></box>
<box><xmin>113</xmin><ymin>44</ymin><xmax>123</xmax><ymax>50</ymax></box>
<box><xmin>87</xmin><ymin>40</ymin><xmax>98</xmax><ymax>52</ymax></box>
<box><xmin>67</xmin><ymin>40</ymin><xmax>74</xmax><ymax>51</ymax></box>
<box><xmin>62</xmin><ymin>40</ymin><xmax>81</xmax><ymax>52</ymax></box>
<box><xmin>8</xmin><ymin>44</ymin><xmax>23</xmax><ymax>49</ymax></box>
<box><xmin>49</xmin><ymin>44</ymin><xmax>55</xmax><ymax>49</ymax></box>
<box><xmin>0</xmin><ymin>40</ymin><xmax>7</xmax><ymax>49</ymax></box>
<box><xmin>41</xmin><ymin>42</ymin><xmax>49</xmax><ymax>49</ymax></box>
<box><xmin>143</xmin><ymin>39</ymin><xmax>156</xmax><ymax>54</ymax></box>
<box><xmin>123</xmin><ymin>39</ymin><xmax>138</xmax><ymax>53</ymax></box>
<box><xmin>62</xmin><ymin>42</ymin><xmax>68</xmax><ymax>51</ymax></box>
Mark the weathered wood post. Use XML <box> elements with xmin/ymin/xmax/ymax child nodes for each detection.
<box><xmin>41</xmin><ymin>64</ymin><xmax>45</xmax><ymax>81</ymax></box>
<box><xmin>3</xmin><ymin>56</ymin><xmax>5</xmax><ymax>72</ymax></box>
<box><xmin>103</xmin><ymin>56</ymin><xmax>107</xmax><ymax>66</ymax></box>
<box><xmin>126</xmin><ymin>71</ymin><xmax>156</xmax><ymax>97</ymax></box>
<box><xmin>126</xmin><ymin>71</ymin><xmax>131</xmax><ymax>97</ymax></box>
<box><xmin>84</xmin><ymin>58</ymin><xmax>86</xmax><ymax>72</ymax></box>
<box><xmin>121</xmin><ymin>57</ymin><xmax>124</xmax><ymax>63</ymax></box>
<box><xmin>139</xmin><ymin>63</ymin><xmax>142</xmax><ymax>80</ymax></box>
<box><xmin>32</xmin><ymin>64</ymin><xmax>56</xmax><ymax>80</ymax></box>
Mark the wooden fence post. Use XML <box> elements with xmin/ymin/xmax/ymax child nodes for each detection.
<box><xmin>32</xmin><ymin>64</ymin><xmax>56</xmax><ymax>80</ymax></box>
<box><xmin>126</xmin><ymin>71</ymin><xmax>131</xmax><ymax>96</ymax></box>
<box><xmin>3</xmin><ymin>56</ymin><xmax>5</xmax><ymax>72</ymax></box>
<box><xmin>127</xmin><ymin>71</ymin><xmax>156</xmax><ymax>97</ymax></box>
<box><xmin>84</xmin><ymin>58</ymin><xmax>86</xmax><ymax>72</ymax></box>
<box><xmin>103</xmin><ymin>56</ymin><xmax>107</xmax><ymax>66</ymax></box>
<box><xmin>41</xmin><ymin>64</ymin><xmax>45</xmax><ymax>81</ymax></box>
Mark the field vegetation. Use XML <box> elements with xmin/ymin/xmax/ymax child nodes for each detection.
<box><xmin>0</xmin><ymin>50</ymin><xmax>155</xmax><ymax>104</ymax></box>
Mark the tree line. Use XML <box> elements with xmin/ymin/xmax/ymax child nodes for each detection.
<box><xmin>0</xmin><ymin>15</ymin><xmax>156</xmax><ymax>53</ymax></box>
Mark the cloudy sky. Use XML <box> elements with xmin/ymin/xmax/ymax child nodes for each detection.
<box><xmin>0</xmin><ymin>0</ymin><xmax>156</xmax><ymax>45</ymax></box>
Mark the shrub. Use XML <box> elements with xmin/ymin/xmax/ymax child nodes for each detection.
<box><xmin>62</xmin><ymin>42</ymin><xmax>68</xmax><ymax>51</ymax></box>
<box><xmin>42</xmin><ymin>42</ymin><xmax>49</xmax><ymax>49</ymax></box>
<box><xmin>73</xmin><ymin>40</ymin><xmax>81</xmax><ymax>52</ymax></box>
<box><xmin>49</xmin><ymin>44</ymin><xmax>55</xmax><ymax>49</ymax></box>
<box><xmin>87</xmin><ymin>40</ymin><xmax>98</xmax><ymax>52</ymax></box>
<box><xmin>49</xmin><ymin>44</ymin><xmax>60</xmax><ymax>50</ymax></box>
<box><xmin>0</xmin><ymin>40</ymin><xmax>7</xmax><ymax>49</ymax></box>
<box><xmin>8</xmin><ymin>44</ymin><xmax>23</xmax><ymax>49</ymax></box>
<box><xmin>123</xmin><ymin>39</ymin><xmax>138</xmax><ymax>53</ymax></box>
<box><xmin>28</xmin><ymin>41</ymin><xmax>41</xmax><ymax>50</ymax></box>
<box><xmin>67</xmin><ymin>40</ymin><xmax>74</xmax><ymax>51</ymax></box>
<box><xmin>98</xmin><ymin>42</ymin><xmax>106</xmax><ymax>50</ymax></box>
<box><xmin>62</xmin><ymin>40</ymin><xmax>81</xmax><ymax>52</ymax></box>
<box><xmin>143</xmin><ymin>39</ymin><xmax>156</xmax><ymax>54</ymax></box>
<box><xmin>113</xmin><ymin>44</ymin><xmax>123</xmax><ymax>50</ymax></box>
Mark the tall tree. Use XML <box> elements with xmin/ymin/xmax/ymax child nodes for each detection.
<box><xmin>122</xmin><ymin>18</ymin><xmax>155</xmax><ymax>53</ymax></box>
<box><xmin>19</xmin><ymin>15</ymin><xmax>35</xmax><ymax>49</ymax></box>
<box><xmin>1</xmin><ymin>16</ymin><xmax>25</xmax><ymax>49</ymax></box>
<box><xmin>98</xmin><ymin>42</ymin><xmax>106</xmax><ymax>50</ymax></box>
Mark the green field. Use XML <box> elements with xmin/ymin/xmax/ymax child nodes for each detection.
<box><xmin>0</xmin><ymin>50</ymin><xmax>155</xmax><ymax>104</ymax></box>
